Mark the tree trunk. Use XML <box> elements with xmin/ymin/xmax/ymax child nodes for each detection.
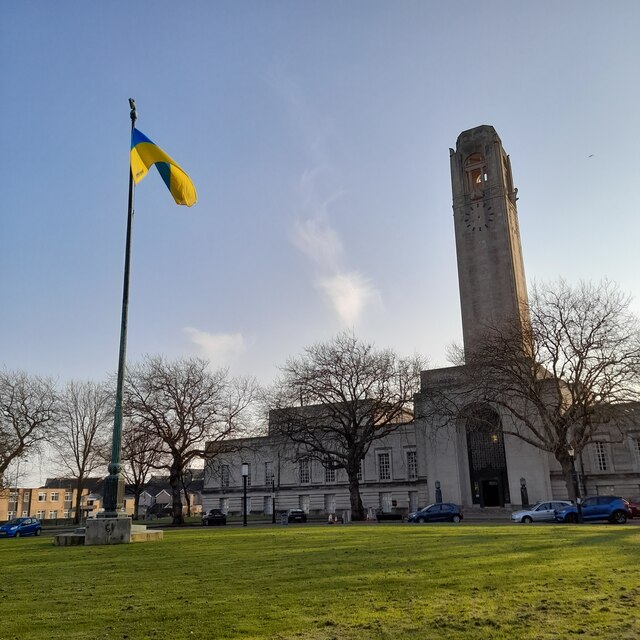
<box><xmin>169</xmin><ymin>463</ymin><xmax>184</xmax><ymax>525</ymax></box>
<box><xmin>347</xmin><ymin>469</ymin><xmax>365</xmax><ymax>521</ymax></box>
<box><xmin>133</xmin><ymin>488</ymin><xmax>141</xmax><ymax>521</ymax></box>
<box><xmin>74</xmin><ymin>476</ymin><xmax>85</xmax><ymax>525</ymax></box>
<box><xmin>557</xmin><ymin>455</ymin><xmax>578</xmax><ymax>502</ymax></box>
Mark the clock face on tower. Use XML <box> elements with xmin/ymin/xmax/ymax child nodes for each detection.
<box><xmin>464</xmin><ymin>201</ymin><xmax>494</xmax><ymax>232</ymax></box>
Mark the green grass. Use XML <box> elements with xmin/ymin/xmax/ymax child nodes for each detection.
<box><xmin>0</xmin><ymin>524</ymin><xmax>638</xmax><ymax>639</ymax></box>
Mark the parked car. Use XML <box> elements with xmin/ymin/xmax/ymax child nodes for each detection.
<box><xmin>0</xmin><ymin>517</ymin><xmax>42</xmax><ymax>538</ymax></box>
<box><xmin>554</xmin><ymin>496</ymin><xmax>631</xmax><ymax>524</ymax></box>
<box><xmin>511</xmin><ymin>501</ymin><xmax>573</xmax><ymax>523</ymax></box>
<box><xmin>286</xmin><ymin>509</ymin><xmax>307</xmax><ymax>523</ymax></box>
<box><xmin>202</xmin><ymin>509</ymin><xmax>227</xmax><ymax>526</ymax></box>
<box><xmin>624</xmin><ymin>497</ymin><xmax>640</xmax><ymax>518</ymax></box>
<box><xmin>407</xmin><ymin>503</ymin><xmax>463</xmax><ymax>523</ymax></box>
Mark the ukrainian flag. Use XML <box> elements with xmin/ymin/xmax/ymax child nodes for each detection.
<box><xmin>130</xmin><ymin>128</ymin><xmax>197</xmax><ymax>207</ymax></box>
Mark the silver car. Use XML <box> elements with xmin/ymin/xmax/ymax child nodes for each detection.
<box><xmin>511</xmin><ymin>501</ymin><xmax>573</xmax><ymax>523</ymax></box>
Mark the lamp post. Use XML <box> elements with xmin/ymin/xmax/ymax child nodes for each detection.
<box><xmin>271</xmin><ymin>479</ymin><xmax>276</xmax><ymax>524</ymax></box>
<box><xmin>241</xmin><ymin>463</ymin><xmax>248</xmax><ymax>527</ymax></box>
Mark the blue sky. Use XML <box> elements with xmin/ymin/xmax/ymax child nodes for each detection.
<box><xmin>2</xmin><ymin>1</ymin><xmax>640</xmax><ymax>393</ymax></box>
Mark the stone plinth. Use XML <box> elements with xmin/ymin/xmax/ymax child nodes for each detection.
<box><xmin>85</xmin><ymin>516</ymin><xmax>132</xmax><ymax>545</ymax></box>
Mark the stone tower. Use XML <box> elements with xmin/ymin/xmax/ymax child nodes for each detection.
<box><xmin>450</xmin><ymin>125</ymin><xmax>529</xmax><ymax>357</ymax></box>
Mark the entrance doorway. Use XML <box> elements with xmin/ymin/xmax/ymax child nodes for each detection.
<box><xmin>465</xmin><ymin>405</ymin><xmax>510</xmax><ymax>507</ymax></box>
<box><xmin>481</xmin><ymin>479</ymin><xmax>502</xmax><ymax>507</ymax></box>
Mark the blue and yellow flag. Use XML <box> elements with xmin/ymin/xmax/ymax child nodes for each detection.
<box><xmin>130</xmin><ymin>128</ymin><xmax>197</xmax><ymax>207</ymax></box>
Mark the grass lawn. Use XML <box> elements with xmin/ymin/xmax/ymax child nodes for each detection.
<box><xmin>0</xmin><ymin>524</ymin><xmax>638</xmax><ymax>640</ymax></box>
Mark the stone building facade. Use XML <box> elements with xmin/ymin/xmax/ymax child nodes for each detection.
<box><xmin>202</xmin><ymin>125</ymin><xmax>640</xmax><ymax>516</ymax></box>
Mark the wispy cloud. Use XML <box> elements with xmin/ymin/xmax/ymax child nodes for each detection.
<box><xmin>318</xmin><ymin>273</ymin><xmax>379</xmax><ymax>326</ymax></box>
<box><xmin>291</xmin><ymin>168</ymin><xmax>380</xmax><ymax>326</ymax></box>
<box><xmin>183</xmin><ymin>328</ymin><xmax>246</xmax><ymax>365</ymax></box>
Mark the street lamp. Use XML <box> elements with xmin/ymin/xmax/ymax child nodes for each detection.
<box><xmin>271</xmin><ymin>479</ymin><xmax>276</xmax><ymax>525</ymax></box>
<box><xmin>241</xmin><ymin>463</ymin><xmax>249</xmax><ymax>527</ymax></box>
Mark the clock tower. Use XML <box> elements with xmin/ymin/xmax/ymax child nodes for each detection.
<box><xmin>450</xmin><ymin>125</ymin><xmax>529</xmax><ymax>357</ymax></box>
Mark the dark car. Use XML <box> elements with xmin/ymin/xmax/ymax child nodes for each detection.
<box><xmin>0</xmin><ymin>517</ymin><xmax>42</xmax><ymax>538</ymax></box>
<box><xmin>407</xmin><ymin>503</ymin><xmax>463</xmax><ymax>523</ymax></box>
<box><xmin>202</xmin><ymin>509</ymin><xmax>227</xmax><ymax>526</ymax></box>
<box><xmin>286</xmin><ymin>509</ymin><xmax>307</xmax><ymax>523</ymax></box>
<box><xmin>554</xmin><ymin>496</ymin><xmax>631</xmax><ymax>524</ymax></box>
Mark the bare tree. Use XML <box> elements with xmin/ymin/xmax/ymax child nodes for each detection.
<box><xmin>124</xmin><ymin>356</ymin><xmax>258</xmax><ymax>525</ymax></box>
<box><xmin>448</xmin><ymin>279</ymin><xmax>640</xmax><ymax>500</ymax></box>
<box><xmin>0</xmin><ymin>369</ymin><xmax>58</xmax><ymax>482</ymax></box>
<box><xmin>121</xmin><ymin>420</ymin><xmax>164</xmax><ymax>520</ymax></box>
<box><xmin>49</xmin><ymin>380</ymin><xmax>112</xmax><ymax>523</ymax></box>
<box><xmin>268</xmin><ymin>332</ymin><xmax>424</xmax><ymax>521</ymax></box>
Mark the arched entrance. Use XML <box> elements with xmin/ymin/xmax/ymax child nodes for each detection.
<box><xmin>465</xmin><ymin>405</ymin><xmax>510</xmax><ymax>507</ymax></box>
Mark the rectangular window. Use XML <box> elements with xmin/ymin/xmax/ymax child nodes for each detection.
<box><xmin>324</xmin><ymin>459</ymin><xmax>336</xmax><ymax>483</ymax></box>
<box><xmin>242</xmin><ymin>497</ymin><xmax>251</xmax><ymax>514</ymax></box>
<box><xmin>64</xmin><ymin>492</ymin><xmax>72</xmax><ymax>502</ymax></box>
<box><xmin>38</xmin><ymin>492</ymin><xmax>47</xmax><ymax>502</ymax></box>
<box><xmin>408</xmin><ymin>491</ymin><xmax>418</xmax><ymax>512</ymax></box>
<box><xmin>633</xmin><ymin>437</ymin><xmax>640</xmax><ymax>462</ymax></box>
<box><xmin>23</xmin><ymin>491</ymin><xmax>30</xmax><ymax>503</ymax></box>
<box><xmin>324</xmin><ymin>494</ymin><xmax>336</xmax><ymax>514</ymax></box>
<box><xmin>595</xmin><ymin>442</ymin><xmax>608</xmax><ymax>471</ymax></box>
<box><xmin>219</xmin><ymin>498</ymin><xmax>229</xmax><ymax>513</ymax></box>
<box><xmin>357</xmin><ymin>459</ymin><xmax>363</xmax><ymax>482</ymax></box>
<box><xmin>265</xmin><ymin>461</ymin><xmax>274</xmax><ymax>487</ymax></box>
<box><xmin>49</xmin><ymin>510</ymin><xmax>58</xmax><ymax>519</ymax></box>
<box><xmin>263</xmin><ymin>496</ymin><xmax>272</xmax><ymax>515</ymax></box>
<box><xmin>379</xmin><ymin>492</ymin><xmax>392</xmax><ymax>513</ymax></box>
<box><xmin>406</xmin><ymin>450</ymin><xmax>418</xmax><ymax>480</ymax></box>
<box><xmin>299</xmin><ymin>495</ymin><xmax>310</xmax><ymax>512</ymax></box>
<box><xmin>378</xmin><ymin>452</ymin><xmax>391</xmax><ymax>481</ymax></box>
<box><xmin>7</xmin><ymin>511</ymin><xmax>16</xmax><ymax>519</ymax></box>
<box><xmin>21</xmin><ymin>510</ymin><xmax>28</xmax><ymax>517</ymax></box>
<box><xmin>221</xmin><ymin>465</ymin><xmax>230</xmax><ymax>488</ymax></box>
<box><xmin>245</xmin><ymin>464</ymin><xmax>252</xmax><ymax>488</ymax></box>
<box><xmin>63</xmin><ymin>510</ymin><xmax>71</xmax><ymax>519</ymax></box>
<box><xmin>36</xmin><ymin>511</ymin><xmax>45</xmax><ymax>519</ymax></box>
<box><xmin>299</xmin><ymin>458</ymin><xmax>310</xmax><ymax>484</ymax></box>
<box><xmin>50</xmin><ymin>492</ymin><xmax>59</xmax><ymax>502</ymax></box>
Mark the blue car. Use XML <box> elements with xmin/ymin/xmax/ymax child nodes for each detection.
<box><xmin>0</xmin><ymin>517</ymin><xmax>42</xmax><ymax>538</ymax></box>
<box><xmin>407</xmin><ymin>503</ymin><xmax>463</xmax><ymax>523</ymax></box>
<box><xmin>554</xmin><ymin>496</ymin><xmax>630</xmax><ymax>524</ymax></box>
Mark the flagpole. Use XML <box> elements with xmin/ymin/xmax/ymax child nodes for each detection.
<box><xmin>101</xmin><ymin>98</ymin><xmax>137</xmax><ymax>517</ymax></box>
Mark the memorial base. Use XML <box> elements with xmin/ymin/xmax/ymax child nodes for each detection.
<box><xmin>85</xmin><ymin>515</ymin><xmax>132</xmax><ymax>546</ymax></box>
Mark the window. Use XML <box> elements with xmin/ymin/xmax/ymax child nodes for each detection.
<box><xmin>21</xmin><ymin>510</ymin><xmax>28</xmax><ymax>517</ymax></box>
<box><xmin>378</xmin><ymin>452</ymin><xmax>391</xmax><ymax>481</ymax></box>
<box><xmin>221</xmin><ymin>465</ymin><xmax>230</xmax><ymax>488</ymax></box>
<box><xmin>64</xmin><ymin>492</ymin><xmax>72</xmax><ymax>502</ymax></box>
<box><xmin>242</xmin><ymin>497</ymin><xmax>252</xmax><ymax>514</ymax></box>
<box><xmin>357</xmin><ymin>459</ymin><xmax>363</xmax><ymax>482</ymax></box>
<box><xmin>379</xmin><ymin>492</ymin><xmax>392</xmax><ymax>513</ymax></box>
<box><xmin>63</xmin><ymin>510</ymin><xmax>71</xmax><ymax>519</ymax></box>
<box><xmin>299</xmin><ymin>458</ymin><xmax>311</xmax><ymax>484</ymax></box>
<box><xmin>299</xmin><ymin>495</ymin><xmax>310</xmax><ymax>512</ymax></box>
<box><xmin>219</xmin><ymin>498</ymin><xmax>229</xmax><ymax>513</ymax></box>
<box><xmin>324</xmin><ymin>494</ymin><xmax>336</xmax><ymax>514</ymax></box>
<box><xmin>246</xmin><ymin>464</ymin><xmax>252</xmax><ymax>488</ymax></box>
<box><xmin>409</xmin><ymin>491</ymin><xmax>418</xmax><ymax>512</ymax></box>
<box><xmin>263</xmin><ymin>496</ymin><xmax>272</xmax><ymax>515</ymax></box>
<box><xmin>324</xmin><ymin>459</ymin><xmax>336</xmax><ymax>483</ymax></box>
<box><xmin>265</xmin><ymin>461</ymin><xmax>274</xmax><ymax>487</ymax></box>
<box><xmin>465</xmin><ymin>153</ymin><xmax>488</xmax><ymax>195</ymax></box>
<box><xmin>7</xmin><ymin>511</ymin><xmax>16</xmax><ymax>519</ymax></box>
<box><xmin>38</xmin><ymin>492</ymin><xmax>47</xmax><ymax>502</ymax></box>
<box><xmin>23</xmin><ymin>491</ymin><xmax>30</xmax><ymax>503</ymax></box>
<box><xmin>406</xmin><ymin>450</ymin><xmax>417</xmax><ymax>480</ymax></box>
<box><xmin>36</xmin><ymin>511</ymin><xmax>45</xmax><ymax>519</ymax></box>
<box><xmin>50</xmin><ymin>492</ymin><xmax>59</xmax><ymax>502</ymax></box>
<box><xmin>632</xmin><ymin>437</ymin><xmax>640</xmax><ymax>463</ymax></box>
<box><xmin>49</xmin><ymin>510</ymin><xmax>58</xmax><ymax>519</ymax></box>
<box><xmin>595</xmin><ymin>442</ymin><xmax>608</xmax><ymax>471</ymax></box>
